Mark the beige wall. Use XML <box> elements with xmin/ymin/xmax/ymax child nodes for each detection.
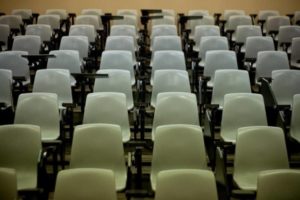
<box><xmin>1</xmin><ymin>0</ymin><xmax>300</xmax><ymax>15</ymax></box>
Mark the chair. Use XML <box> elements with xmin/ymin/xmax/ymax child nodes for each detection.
<box><xmin>152</xmin><ymin>92</ymin><xmax>200</xmax><ymax>141</ymax></box>
<box><xmin>290</xmin><ymin>37</ymin><xmax>300</xmax><ymax>68</ymax></box>
<box><xmin>152</xmin><ymin>36</ymin><xmax>182</xmax><ymax>53</ymax></box>
<box><xmin>271</xmin><ymin>70</ymin><xmax>300</xmax><ymax>106</ymax></box>
<box><xmin>0</xmin><ymin>15</ymin><xmax>23</xmax><ymax>34</ymax></box>
<box><xmin>69</xmin><ymin>124</ymin><xmax>127</xmax><ymax>191</ymax></box>
<box><xmin>47</xmin><ymin>50</ymin><xmax>82</xmax><ymax>86</ymax></box>
<box><xmin>46</xmin><ymin>9</ymin><xmax>68</xmax><ymax>20</ymax></box>
<box><xmin>69</xmin><ymin>24</ymin><xmax>96</xmax><ymax>43</ymax></box>
<box><xmin>198</xmin><ymin>36</ymin><xmax>229</xmax><ymax>67</ymax></box>
<box><xmin>152</xmin><ymin>16</ymin><xmax>175</xmax><ymax>26</ymax></box>
<box><xmin>75</xmin><ymin>15</ymin><xmax>102</xmax><ymax>31</ymax></box>
<box><xmin>0</xmin><ymin>24</ymin><xmax>10</xmax><ymax>51</ymax></box>
<box><xmin>155</xmin><ymin>169</ymin><xmax>218</xmax><ymax>200</ymax></box>
<box><xmin>54</xmin><ymin>168</ymin><xmax>117</xmax><ymax>200</ymax></box>
<box><xmin>0</xmin><ymin>124</ymin><xmax>42</xmax><ymax>191</ymax></box>
<box><xmin>113</xmin><ymin>15</ymin><xmax>138</xmax><ymax>28</ymax></box>
<box><xmin>189</xmin><ymin>16</ymin><xmax>215</xmax><ymax>40</ymax></box>
<box><xmin>255</xmin><ymin>51</ymin><xmax>289</xmax><ymax>83</ymax></box>
<box><xmin>100</xmin><ymin>50</ymin><xmax>135</xmax><ymax>85</ymax></box>
<box><xmin>256</xmin><ymin>169</ymin><xmax>300</xmax><ymax>200</ymax></box>
<box><xmin>59</xmin><ymin>36</ymin><xmax>89</xmax><ymax>61</ymax></box>
<box><xmin>0</xmin><ymin>51</ymin><xmax>30</xmax><ymax>86</ymax></box>
<box><xmin>278</xmin><ymin>25</ymin><xmax>300</xmax><ymax>51</ymax></box>
<box><xmin>37</xmin><ymin>14</ymin><xmax>60</xmax><ymax>30</ymax></box>
<box><xmin>12</xmin><ymin>9</ymin><xmax>32</xmax><ymax>22</ymax></box>
<box><xmin>33</xmin><ymin>69</ymin><xmax>73</xmax><ymax>109</ymax></box>
<box><xmin>0</xmin><ymin>69</ymin><xmax>13</xmax><ymax>109</ymax></box>
<box><xmin>151</xmin><ymin>50</ymin><xmax>186</xmax><ymax>85</ymax></box>
<box><xmin>81</xmin><ymin>9</ymin><xmax>104</xmax><ymax>30</ymax></box>
<box><xmin>151</xmin><ymin>124</ymin><xmax>207</xmax><ymax>190</ymax></box>
<box><xmin>257</xmin><ymin>10</ymin><xmax>280</xmax><ymax>34</ymax></box>
<box><xmin>265</xmin><ymin>16</ymin><xmax>290</xmax><ymax>37</ymax></box>
<box><xmin>235</xmin><ymin>25</ymin><xmax>262</xmax><ymax>53</ymax></box>
<box><xmin>290</xmin><ymin>95</ymin><xmax>300</xmax><ymax>143</ymax></box>
<box><xmin>110</xmin><ymin>25</ymin><xmax>138</xmax><ymax>49</ymax></box>
<box><xmin>94</xmin><ymin>69</ymin><xmax>134</xmax><ymax>110</ymax></box>
<box><xmin>223</xmin><ymin>10</ymin><xmax>245</xmax><ymax>32</ymax></box>
<box><xmin>117</xmin><ymin>9</ymin><xmax>138</xmax><ymax>17</ymax></box>
<box><xmin>83</xmin><ymin>92</ymin><xmax>131</xmax><ymax>142</ymax></box>
<box><xmin>226</xmin><ymin>15</ymin><xmax>252</xmax><ymax>42</ymax></box>
<box><xmin>193</xmin><ymin>25</ymin><xmax>220</xmax><ymax>52</ymax></box>
<box><xmin>25</xmin><ymin>24</ymin><xmax>53</xmax><ymax>52</ymax></box>
<box><xmin>12</xmin><ymin>35</ymin><xmax>42</xmax><ymax>55</ymax></box>
<box><xmin>220</xmin><ymin>93</ymin><xmax>267</xmax><ymax>143</ymax></box>
<box><xmin>0</xmin><ymin>168</ymin><xmax>17</xmax><ymax>200</ymax></box>
<box><xmin>203</xmin><ymin>50</ymin><xmax>238</xmax><ymax>88</ymax></box>
<box><xmin>233</xmin><ymin>126</ymin><xmax>289</xmax><ymax>191</ymax></box>
<box><xmin>151</xmin><ymin>70</ymin><xmax>191</xmax><ymax>107</ymax></box>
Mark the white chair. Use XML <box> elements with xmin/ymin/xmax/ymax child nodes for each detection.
<box><xmin>220</xmin><ymin>93</ymin><xmax>267</xmax><ymax>143</ymax></box>
<box><xmin>59</xmin><ymin>36</ymin><xmax>89</xmax><ymax>61</ymax></box>
<box><xmin>69</xmin><ymin>124</ymin><xmax>127</xmax><ymax>191</ymax></box>
<box><xmin>75</xmin><ymin>15</ymin><xmax>102</xmax><ymax>31</ymax></box>
<box><xmin>290</xmin><ymin>94</ymin><xmax>300</xmax><ymax>143</ymax></box>
<box><xmin>0</xmin><ymin>167</ymin><xmax>17</xmax><ymax>200</ymax></box>
<box><xmin>152</xmin><ymin>36</ymin><xmax>182</xmax><ymax>56</ymax></box>
<box><xmin>226</xmin><ymin>15</ymin><xmax>252</xmax><ymax>42</ymax></box>
<box><xmin>0</xmin><ymin>24</ymin><xmax>10</xmax><ymax>51</ymax></box>
<box><xmin>256</xmin><ymin>169</ymin><xmax>300</xmax><ymax>200</ymax></box>
<box><xmin>69</xmin><ymin>25</ymin><xmax>96</xmax><ymax>43</ymax></box>
<box><xmin>278</xmin><ymin>25</ymin><xmax>300</xmax><ymax>51</ymax></box>
<box><xmin>266</xmin><ymin>16</ymin><xmax>290</xmax><ymax>36</ymax></box>
<box><xmin>12</xmin><ymin>9</ymin><xmax>32</xmax><ymax>21</ymax></box>
<box><xmin>26</xmin><ymin>24</ymin><xmax>52</xmax><ymax>45</ymax></box>
<box><xmin>152</xmin><ymin>92</ymin><xmax>200</xmax><ymax>141</ymax></box>
<box><xmin>257</xmin><ymin>10</ymin><xmax>280</xmax><ymax>34</ymax></box>
<box><xmin>0</xmin><ymin>69</ymin><xmax>13</xmax><ymax>109</ymax></box>
<box><xmin>94</xmin><ymin>69</ymin><xmax>134</xmax><ymax>110</ymax></box>
<box><xmin>235</xmin><ymin>25</ymin><xmax>262</xmax><ymax>53</ymax></box>
<box><xmin>155</xmin><ymin>169</ymin><xmax>218</xmax><ymax>200</ymax></box>
<box><xmin>193</xmin><ymin>25</ymin><xmax>220</xmax><ymax>52</ymax></box>
<box><xmin>12</xmin><ymin>35</ymin><xmax>42</xmax><ymax>55</ymax></box>
<box><xmin>271</xmin><ymin>70</ymin><xmax>300</xmax><ymax>106</ymax></box>
<box><xmin>110</xmin><ymin>25</ymin><xmax>138</xmax><ymax>49</ymax></box>
<box><xmin>54</xmin><ymin>168</ymin><xmax>117</xmax><ymax>200</ymax></box>
<box><xmin>290</xmin><ymin>37</ymin><xmax>300</xmax><ymax>68</ymax></box>
<box><xmin>81</xmin><ymin>9</ymin><xmax>103</xmax><ymax>30</ymax></box>
<box><xmin>233</xmin><ymin>126</ymin><xmax>289</xmax><ymax>191</ymax></box>
<box><xmin>151</xmin><ymin>70</ymin><xmax>191</xmax><ymax>107</ymax></box>
<box><xmin>37</xmin><ymin>14</ymin><xmax>60</xmax><ymax>30</ymax></box>
<box><xmin>83</xmin><ymin>92</ymin><xmax>131</xmax><ymax>142</ymax></box>
<box><xmin>117</xmin><ymin>9</ymin><xmax>138</xmax><ymax>17</ymax></box>
<box><xmin>113</xmin><ymin>15</ymin><xmax>138</xmax><ymax>28</ymax></box>
<box><xmin>45</xmin><ymin>9</ymin><xmax>68</xmax><ymax>20</ymax></box>
<box><xmin>152</xmin><ymin>16</ymin><xmax>175</xmax><ymax>26</ymax></box>
<box><xmin>151</xmin><ymin>124</ymin><xmax>207</xmax><ymax>190</ymax></box>
<box><xmin>0</xmin><ymin>15</ymin><xmax>23</xmax><ymax>33</ymax></box>
<box><xmin>150</xmin><ymin>25</ymin><xmax>178</xmax><ymax>49</ymax></box>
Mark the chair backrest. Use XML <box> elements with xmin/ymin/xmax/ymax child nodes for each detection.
<box><xmin>94</xmin><ymin>69</ymin><xmax>133</xmax><ymax>110</ymax></box>
<box><xmin>199</xmin><ymin>36</ymin><xmax>229</xmax><ymax>62</ymax></box>
<box><xmin>155</xmin><ymin>169</ymin><xmax>218</xmax><ymax>200</ymax></box>
<box><xmin>271</xmin><ymin>70</ymin><xmax>300</xmax><ymax>106</ymax></box>
<box><xmin>69</xmin><ymin>124</ymin><xmax>127</xmax><ymax>191</ymax></box>
<box><xmin>258</xmin><ymin>10</ymin><xmax>280</xmax><ymax>21</ymax></box>
<box><xmin>14</xmin><ymin>93</ymin><xmax>60</xmax><ymax>141</ymax></box>
<box><xmin>152</xmin><ymin>16</ymin><xmax>175</xmax><ymax>26</ymax></box>
<box><xmin>194</xmin><ymin>25</ymin><xmax>220</xmax><ymax>50</ymax></box>
<box><xmin>100</xmin><ymin>50</ymin><xmax>135</xmax><ymax>85</ymax></box>
<box><xmin>203</xmin><ymin>50</ymin><xmax>238</xmax><ymax>84</ymax></box>
<box><xmin>37</xmin><ymin>14</ymin><xmax>60</xmax><ymax>30</ymax></box>
<box><xmin>233</xmin><ymin>126</ymin><xmax>289</xmax><ymax>190</ymax></box>
<box><xmin>26</xmin><ymin>24</ymin><xmax>52</xmax><ymax>42</ymax></box>
<box><xmin>291</xmin><ymin>95</ymin><xmax>300</xmax><ymax>143</ymax></box>
<box><xmin>256</xmin><ymin>51</ymin><xmax>289</xmax><ymax>80</ymax></box>
<box><xmin>211</xmin><ymin>70</ymin><xmax>251</xmax><ymax>106</ymax></box>
<box><xmin>75</xmin><ymin>15</ymin><xmax>101</xmax><ymax>30</ymax></box>
<box><xmin>59</xmin><ymin>36</ymin><xmax>89</xmax><ymax>60</ymax></box>
<box><xmin>235</xmin><ymin>25</ymin><xmax>262</xmax><ymax>44</ymax></box>
<box><xmin>12</xmin><ymin>9</ymin><xmax>32</xmax><ymax>20</ymax></box>
<box><xmin>220</xmin><ymin>93</ymin><xmax>268</xmax><ymax>143</ymax></box>
<box><xmin>256</xmin><ymin>169</ymin><xmax>300</xmax><ymax>200</ymax></box>
<box><xmin>110</xmin><ymin>25</ymin><xmax>137</xmax><ymax>48</ymax></box>
<box><xmin>12</xmin><ymin>35</ymin><xmax>41</xmax><ymax>55</ymax></box>
<box><xmin>244</xmin><ymin>36</ymin><xmax>275</xmax><ymax>59</ymax></box>
<box><xmin>33</xmin><ymin>69</ymin><xmax>73</xmax><ymax>108</ymax></box>
<box><xmin>46</xmin><ymin>9</ymin><xmax>68</xmax><ymax>20</ymax></box>
<box><xmin>81</xmin><ymin>9</ymin><xmax>103</xmax><ymax>16</ymax></box>
<box><xmin>83</xmin><ymin>92</ymin><xmax>130</xmax><ymax>142</ymax></box>
<box><xmin>151</xmin><ymin>70</ymin><xmax>191</xmax><ymax>107</ymax></box>
<box><xmin>227</xmin><ymin>15</ymin><xmax>252</xmax><ymax>31</ymax></box>
<box><xmin>0</xmin><ymin>168</ymin><xmax>17</xmax><ymax>200</ymax></box>
<box><xmin>116</xmin><ymin>9</ymin><xmax>138</xmax><ymax>17</ymax></box>
<box><xmin>105</xmin><ymin>36</ymin><xmax>136</xmax><ymax>62</ymax></box>
<box><xmin>266</xmin><ymin>16</ymin><xmax>290</xmax><ymax>34</ymax></box>
<box><xmin>113</xmin><ymin>15</ymin><xmax>138</xmax><ymax>28</ymax></box>
<box><xmin>0</xmin><ymin>15</ymin><xmax>22</xmax><ymax>30</ymax></box>
<box><xmin>224</xmin><ymin>10</ymin><xmax>245</xmax><ymax>21</ymax></box>
<box><xmin>290</xmin><ymin>37</ymin><xmax>300</xmax><ymax>66</ymax></box>
<box><xmin>0</xmin><ymin>124</ymin><xmax>41</xmax><ymax>190</ymax></box>
<box><xmin>152</xmin><ymin>92</ymin><xmax>199</xmax><ymax>141</ymax></box>
<box><xmin>150</xmin><ymin>25</ymin><xmax>177</xmax><ymax>47</ymax></box>
<box><xmin>151</xmin><ymin>124</ymin><xmax>207</xmax><ymax>190</ymax></box>
<box><xmin>0</xmin><ymin>69</ymin><xmax>13</xmax><ymax>108</ymax></box>
<box><xmin>0</xmin><ymin>51</ymin><xmax>30</xmax><ymax>84</ymax></box>
<box><xmin>69</xmin><ymin>24</ymin><xmax>96</xmax><ymax>43</ymax></box>
<box><xmin>54</xmin><ymin>169</ymin><xmax>117</xmax><ymax>200</ymax></box>
<box><xmin>152</xmin><ymin>36</ymin><xmax>182</xmax><ymax>52</ymax></box>
<box><xmin>0</xmin><ymin>24</ymin><xmax>10</xmax><ymax>48</ymax></box>
<box><xmin>278</xmin><ymin>25</ymin><xmax>300</xmax><ymax>46</ymax></box>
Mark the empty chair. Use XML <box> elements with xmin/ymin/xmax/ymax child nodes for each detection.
<box><xmin>54</xmin><ymin>168</ymin><xmax>117</xmax><ymax>200</ymax></box>
<box><xmin>117</xmin><ymin>9</ymin><xmax>138</xmax><ymax>17</ymax></box>
<box><xmin>100</xmin><ymin>50</ymin><xmax>135</xmax><ymax>85</ymax></box>
<box><xmin>12</xmin><ymin>9</ymin><xmax>32</xmax><ymax>22</ymax></box>
<box><xmin>155</xmin><ymin>169</ymin><xmax>218</xmax><ymax>200</ymax></box>
<box><xmin>0</xmin><ymin>24</ymin><xmax>10</xmax><ymax>51</ymax></box>
<box><xmin>113</xmin><ymin>15</ymin><xmax>138</xmax><ymax>28</ymax></box>
<box><xmin>0</xmin><ymin>51</ymin><xmax>30</xmax><ymax>86</ymax></box>
<box><xmin>198</xmin><ymin>36</ymin><xmax>229</xmax><ymax>67</ymax></box>
<box><xmin>220</xmin><ymin>93</ymin><xmax>267</xmax><ymax>143</ymax></box>
<box><xmin>0</xmin><ymin>125</ymin><xmax>41</xmax><ymax>191</ymax></box>
<box><xmin>45</xmin><ymin>9</ymin><xmax>68</xmax><ymax>21</ymax></box>
<box><xmin>257</xmin><ymin>10</ymin><xmax>280</xmax><ymax>34</ymax></box>
<box><xmin>150</xmin><ymin>25</ymin><xmax>178</xmax><ymax>49</ymax></box>
<box><xmin>0</xmin><ymin>69</ymin><xmax>13</xmax><ymax>109</ymax></box>
<box><xmin>187</xmin><ymin>10</ymin><xmax>213</xmax><ymax>39</ymax></box>
<box><xmin>81</xmin><ymin>9</ymin><xmax>103</xmax><ymax>30</ymax></box>
<box><xmin>223</xmin><ymin>10</ymin><xmax>245</xmax><ymax>22</ymax></box>
<box><xmin>235</xmin><ymin>25</ymin><xmax>262</xmax><ymax>52</ymax></box>
<box><xmin>59</xmin><ymin>36</ymin><xmax>89</xmax><ymax>61</ymax></box>
<box><xmin>47</xmin><ymin>50</ymin><xmax>82</xmax><ymax>86</ymax></box>
<box><xmin>151</xmin><ymin>124</ymin><xmax>207</xmax><ymax>190</ymax></box>
<box><xmin>290</xmin><ymin>37</ymin><xmax>300</xmax><ymax>68</ymax></box>
<box><xmin>255</xmin><ymin>51</ymin><xmax>290</xmax><ymax>82</ymax></box>
<box><xmin>290</xmin><ymin>95</ymin><xmax>300</xmax><ymax>143</ymax></box>
<box><xmin>12</xmin><ymin>35</ymin><xmax>41</xmax><ymax>55</ymax></box>
<box><xmin>75</xmin><ymin>15</ymin><xmax>102</xmax><ymax>31</ymax></box>
<box><xmin>151</xmin><ymin>50</ymin><xmax>186</xmax><ymax>84</ymax></box>
<box><xmin>151</xmin><ymin>70</ymin><xmax>191</xmax><ymax>107</ymax></box>
<box><xmin>83</xmin><ymin>92</ymin><xmax>130</xmax><ymax>142</ymax></box>
<box><xmin>69</xmin><ymin>25</ymin><xmax>96</xmax><ymax>43</ymax></box>
<box><xmin>211</xmin><ymin>70</ymin><xmax>251</xmax><ymax>106</ymax></box>
<box><xmin>226</xmin><ymin>15</ymin><xmax>252</xmax><ymax>42</ymax></box>
<box><xmin>152</xmin><ymin>16</ymin><xmax>175</xmax><ymax>26</ymax></box>
<box><xmin>278</xmin><ymin>25</ymin><xmax>300</xmax><ymax>50</ymax></box>
<box><xmin>110</xmin><ymin>25</ymin><xmax>138</xmax><ymax>49</ymax></box>
<box><xmin>152</xmin><ymin>92</ymin><xmax>200</xmax><ymax>141</ymax></box>
<box><xmin>233</xmin><ymin>126</ymin><xmax>289</xmax><ymax>191</ymax></box>
<box><xmin>69</xmin><ymin>124</ymin><xmax>127</xmax><ymax>191</ymax></box>
<box><xmin>0</xmin><ymin>15</ymin><xmax>23</xmax><ymax>33</ymax></box>
<box><xmin>271</xmin><ymin>70</ymin><xmax>300</xmax><ymax>106</ymax></box>
<box><xmin>0</xmin><ymin>168</ymin><xmax>17</xmax><ymax>200</ymax></box>
<box><xmin>266</xmin><ymin>16</ymin><xmax>290</xmax><ymax>36</ymax></box>
<box><xmin>203</xmin><ymin>50</ymin><xmax>238</xmax><ymax>88</ymax></box>
<box><xmin>37</xmin><ymin>14</ymin><xmax>60</xmax><ymax>30</ymax></box>
<box><xmin>94</xmin><ymin>69</ymin><xmax>134</xmax><ymax>110</ymax></box>
<box><xmin>33</xmin><ymin>69</ymin><xmax>73</xmax><ymax>109</ymax></box>
<box><xmin>152</xmin><ymin>36</ymin><xmax>182</xmax><ymax>53</ymax></box>
<box><xmin>256</xmin><ymin>169</ymin><xmax>300</xmax><ymax>200</ymax></box>
<box><xmin>193</xmin><ymin>25</ymin><xmax>220</xmax><ymax>52</ymax></box>
<box><xmin>25</xmin><ymin>24</ymin><xmax>52</xmax><ymax>46</ymax></box>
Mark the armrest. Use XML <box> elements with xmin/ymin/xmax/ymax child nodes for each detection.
<box><xmin>141</xmin><ymin>9</ymin><xmax>162</xmax><ymax>16</ymax></box>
